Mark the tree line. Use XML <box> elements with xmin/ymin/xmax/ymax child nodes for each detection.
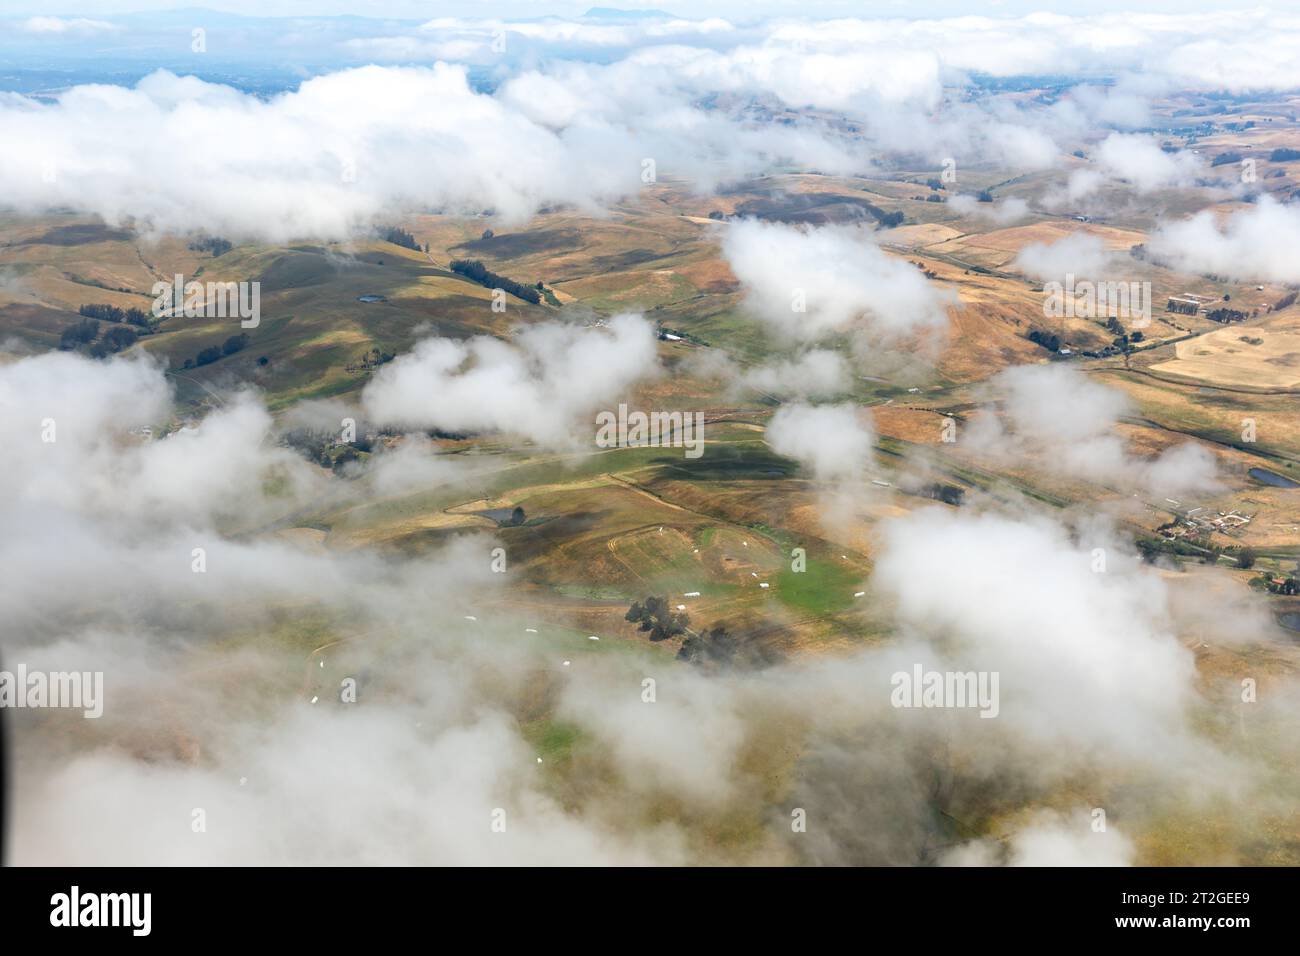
<box><xmin>59</xmin><ymin>318</ymin><xmax>138</xmax><ymax>357</ymax></box>
<box><xmin>449</xmin><ymin>259</ymin><xmax>542</xmax><ymax>304</ymax></box>
<box><xmin>188</xmin><ymin>236</ymin><xmax>233</xmax><ymax>257</ymax></box>
<box><xmin>181</xmin><ymin>333</ymin><xmax>249</xmax><ymax>370</ymax></box>
<box><xmin>78</xmin><ymin>303</ymin><xmax>151</xmax><ymax>327</ymax></box>
<box><xmin>625</xmin><ymin>595</ymin><xmax>776</xmax><ymax>672</ymax></box>
<box><xmin>380</xmin><ymin>226</ymin><xmax>425</xmax><ymax>252</ymax></box>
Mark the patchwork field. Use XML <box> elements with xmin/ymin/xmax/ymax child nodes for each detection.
<box><xmin>1151</xmin><ymin>310</ymin><xmax>1300</xmax><ymax>388</ymax></box>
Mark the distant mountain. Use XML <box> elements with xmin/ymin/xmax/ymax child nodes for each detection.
<box><xmin>583</xmin><ymin>8</ymin><xmax>677</xmax><ymax>19</ymax></box>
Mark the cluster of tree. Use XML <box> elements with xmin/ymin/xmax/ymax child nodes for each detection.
<box><xmin>92</xmin><ymin>326</ymin><xmax>138</xmax><ymax>357</ymax></box>
<box><xmin>623</xmin><ymin>596</ymin><xmax>776</xmax><ymax>672</ymax></box>
<box><xmin>858</xmin><ymin>203</ymin><xmax>904</xmax><ymax>228</ymax></box>
<box><xmin>677</xmin><ymin>623</ymin><xmax>777</xmax><ymax>672</ymax></box>
<box><xmin>59</xmin><ymin>317</ymin><xmax>141</xmax><ymax>358</ymax></box>
<box><xmin>1274</xmin><ymin>291</ymin><xmax>1298</xmax><ymax>312</ymax></box>
<box><xmin>344</xmin><ymin>346</ymin><xmax>396</xmax><ymax>372</ymax></box>
<box><xmin>976</xmin><ymin>190</ymin><xmax>994</xmax><ymax>203</ymax></box>
<box><xmin>181</xmin><ymin>333</ymin><xmax>249</xmax><ymax>370</ymax></box>
<box><xmin>282</xmin><ymin>427</ymin><xmax>377</xmax><ymax>468</ymax></box>
<box><xmin>1102</xmin><ymin>316</ymin><xmax>1142</xmax><ymax>348</ymax></box>
<box><xmin>58</xmin><ymin>318</ymin><xmax>99</xmax><ymax>350</ymax></box>
<box><xmin>1270</xmin><ymin>147</ymin><xmax>1300</xmax><ymax>162</ymax></box>
<box><xmin>331</xmin><ymin>445</ymin><xmax>363</xmax><ymax>475</ymax></box>
<box><xmin>449</xmin><ymin>259</ymin><xmax>542</xmax><ymax>304</ymax></box>
<box><xmin>1206</xmin><ymin>307</ymin><xmax>1248</xmax><ymax>323</ymax></box>
<box><xmin>187</xmin><ymin>236</ymin><xmax>233</xmax><ymax>257</ymax></box>
<box><xmin>676</xmin><ymin>625</ymin><xmax>738</xmax><ymax>668</ymax></box>
<box><xmin>1139</xmin><ymin>533</ymin><xmax>1223</xmax><ymax>566</ymax></box>
<box><xmin>1252</xmin><ymin>574</ymin><xmax>1299</xmax><ymax>595</ymax></box>
<box><xmin>1210</xmin><ymin>151</ymin><xmax>1243</xmax><ymax>167</ymax></box>
<box><xmin>913</xmin><ymin>482</ymin><xmax>965</xmax><ymax>506</ymax></box>
<box><xmin>625</xmin><ymin>596</ymin><xmax>689</xmax><ymax>642</ymax></box>
<box><xmin>380</xmin><ymin>226</ymin><xmax>421</xmax><ymax>251</ymax></box>
<box><xmin>79</xmin><ymin>303</ymin><xmax>151</xmax><ymax>327</ymax></box>
<box><xmin>1027</xmin><ymin>328</ymin><xmax>1063</xmax><ymax>352</ymax></box>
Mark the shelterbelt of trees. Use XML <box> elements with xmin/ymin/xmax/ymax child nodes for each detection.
<box><xmin>449</xmin><ymin>258</ymin><xmax>543</xmax><ymax>304</ymax></box>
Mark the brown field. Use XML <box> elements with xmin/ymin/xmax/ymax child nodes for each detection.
<box><xmin>1151</xmin><ymin>311</ymin><xmax>1300</xmax><ymax>388</ymax></box>
<box><xmin>925</xmin><ymin>220</ymin><xmax>1147</xmax><ymax>268</ymax></box>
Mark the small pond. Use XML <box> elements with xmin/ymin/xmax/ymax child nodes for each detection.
<box><xmin>1249</xmin><ymin>467</ymin><xmax>1300</xmax><ymax>488</ymax></box>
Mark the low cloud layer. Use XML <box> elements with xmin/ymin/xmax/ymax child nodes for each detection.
<box><xmin>361</xmin><ymin>314</ymin><xmax>660</xmax><ymax>448</ymax></box>
<box><xmin>1013</xmin><ymin>233</ymin><xmax>1116</xmax><ymax>282</ymax></box>
<box><xmin>1148</xmin><ymin>197</ymin><xmax>1300</xmax><ymax>285</ymax></box>
<box><xmin>965</xmin><ymin>364</ymin><xmax>1221</xmax><ymax>498</ymax></box>
<box><xmin>0</xmin><ymin>350</ymin><xmax>1292</xmax><ymax>865</ymax></box>
<box><xmin>723</xmin><ymin>220</ymin><xmax>954</xmax><ymax>344</ymax></box>
<box><xmin>6</xmin><ymin>9</ymin><xmax>1300</xmax><ymax>240</ymax></box>
<box><xmin>765</xmin><ymin>402</ymin><xmax>875</xmax><ymax>481</ymax></box>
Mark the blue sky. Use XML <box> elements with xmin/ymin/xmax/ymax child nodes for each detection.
<box><xmin>5</xmin><ymin>1</ymin><xmax>1296</xmax><ymax>19</ymax></box>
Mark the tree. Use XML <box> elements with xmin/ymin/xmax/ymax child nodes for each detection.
<box><xmin>677</xmin><ymin>625</ymin><xmax>737</xmax><ymax>667</ymax></box>
<box><xmin>1028</xmin><ymin>328</ymin><xmax>1061</xmax><ymax>353</ymax></box>
<box><xmin>449</xmin><ymin>259</ymin><xmax>542</xmax><ymax>304</ymax></box>
<box><xmin>625</xmin><ymin>596</ymin><xmax>689</xmax><ymax>642</ymax></box>
<box><xmin>332</xmin><ymin>445</ymin><xmax>360</xmax><ymax>475</ymax></box>
<box><xmin>1237</xmin><ymin>548</ymin><xmax>1257</xmax><ymax>570</ymax></box>
<box><xmin>188</xmin><ymin>236</ymin><xmax>232</xmax><ymax>257</ymax></box>
<box><xmin>380</xmin><ymin>226</ymin><xmax>420</xmax><ymax>251</ymax></box>
<box><xmin>59</xmin><ymin>318</ymin><xmax>99</xmax><ymax>350</ymax></box>
<box><xmin>509</xmin><ymin>506</ymin><xmax>525</xmax><ymax>526</ymax></box>
<box><xmin>222</xmin><ymin>333</ymin><xmax>249</xmax><ymax>356</ymax></box>
<box><xmin>101</xmin><ymin>325</ymin><xmax>138</xmax><ymax>353</ymax></box>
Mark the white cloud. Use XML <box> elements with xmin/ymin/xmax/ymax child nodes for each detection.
<box><xmin>942</xmin><ymin>809</ymin><xmax>1136</xmax><ymax>866</ymax></box>
<box><xmin>1013</xmin><ymin>233</ymin><xmax>1115</xmax><ymax>282</ymax></box>
<box><xmin>361</xmin><ymin>314</ymin><xmax>660</xmax><ymax>448</ymax></box>
<box><xmin>18</xmin><ymin>17</ymin><xmax>118</xmax><ymax>35</ymax></box>
<box><xmin>1095</xmin><ymin>132</ymin><xmax>1203</xmax><ymax>192</ymax></box>
<box><xmin>967</xmin><ymin>364</ymin><xmax>1221</xmax><ymax>498</ymax></box>
<box><xmin>0</xmin><ymin>66</ymin><xmax>653</xmax><ymax>240</ymax></box>
<box><xmin>1148</xmin><ymin>197</ymin><xmax>1300</xmax><ymax>285</ymax></box>
<box><xmin>722</xmin><ymin>220</ymin><xmax>953</xmax><ymax>343</ymax></box>
<box><xmin>765</xmin><ymin>402</ymin><xmax>874</xmax><ymax>481</ymax></box>
<box><xmin>947</xmin><ymin>194</ymin><xmax>1031</xmax><ymax>225</ymax></box>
